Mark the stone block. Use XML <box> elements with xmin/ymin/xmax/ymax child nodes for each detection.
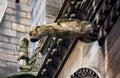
<box><xmin>14</xmin><ymin>11</ymin><xmax>27</xmax><ymax>18</ymax></box>
<box><xmin>0</xmin><ymin>42</ymin><xmax>16</xmax><ymax>50</ymax></box>
<box><xmin>0</xmin><ymin>47</ymin><xmax>15</xmax><ymax>55</ymax></box>
<box><xmin>3</xmin><ymin>14</ymin><xmax>12</xmax><ymax>22</ymax></box>
<box><xmin>3</xmin><ymin>14</ymin><xmax>19</xmax><ymax>24</ymax></box>
<box><xmin>8</xmin><ymin>1</ymin><xmax>30</xmax><ymax>12</ymax></box>
<box><xmin>19</xmin><ymin>18</ymin><xmax>30</xmax><ymax>26</ymax></box>
<box><xmin>0</xmin><ymin>60</ymin><xmax>7</xmax><ymax>68</ymax></box>
<box><xmin>6</xmin><ymin>8</ymin><xmax>14</xmax><ymax>15</ymax></box>
<box><xmin>8</xmin><ymin>1</ymin><xmax>16</xmax><ymax>9</ymax></box>
<box><xmin>27</xmin><ymin>13</ymin><xmax>30</xmax><ymax>19</ymax></box>
<box><xmin>12</xmin><ymin>23</ymin><xmax>26</xmax><ymax>32</ymax></box>
<box><xmin>20</xmin><ymin>0</ymin><xmax>29</xmax><ymax>4</ymax></box>
<box><xmin>6</xmin><ymin>62</ymin><xmax>18</xmax><ymax>75</ymax></box>
<box><xmin>1</xmin><ymin>21</ymin><xmax>12</xmax><ymax>28</ymax></box>
<box><xmin>46</xmin><ymin>0</ymin><xmax>61</xmax><ymax>9</ymax></box>
<box><xmin>17</xmin><ymin>32</ymin><xmax>26</xmax><ymax>38</ymax></box>
<box><xmin>4</xmin><ymin>14</ymin><xmax>29</xmax><ymax>25</ymax></box>
<box><xmin>1</xmin><ymin>28</ymin><xmax>17</xmax><ymax>37</ymax></box>
<box><xmin>25</xmin><ymin>26</ymin><xmax>30</xmax><ymax>33</ymax></box>
<box><xmin>0</xmin><ymin>35</ymin><xmax>9</xmax><ymax>43</ymax></box>
<box><xmin>10</xmin><ymin>37</ymin><xmax>19</xmax><ymax>45</ymax></box>
<box><xmin>20</xmin><ymin>4</ymin><xmax>30</xmax><ymax>12</ymax></box>
<box><xmin>46</xmin><ymin>15</ymin><xmax>55</xmax><ymax>23</ymax></box>
<box><xmin>46</xmin><ymin>7</ymin><xmax>59</xmax><ymax>16</ymax></box>
<box><xmin>0</xmin><ymin>53</ymin><xmax>17</xmax><ymax>62</ymax></box>
<box><xmin>0</xmin><ymin>67</ymin><xmax>7</xmax><ymax>75</ymax></box>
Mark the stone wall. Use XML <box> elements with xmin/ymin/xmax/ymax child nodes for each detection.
<box><xmin>0</xmin><ymin>0</ymin><xmax>31</xmax><ymax>76</ymax></box>
<box><xmin>58</xmin><ymin>41</ymin><xmax>104</xmax><ymax>78</ymax></box>
<box><xmin>0</xmin><ymin>0</ymin><xmax>65</xmax><ymax>76</ymax></box>
<box><xmin>46</xmin><ymin>0</ymin><xmax>64</xmax><ymax>23</ymax></box>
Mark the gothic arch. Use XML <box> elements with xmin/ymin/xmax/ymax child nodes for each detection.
<box><xmin>71</xmin><ymin>67</ymin><xmax>103</xmax><ymax>78</ymax></box>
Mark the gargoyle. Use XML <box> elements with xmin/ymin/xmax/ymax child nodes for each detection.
<box><xmin>29</xmin><ymin>19</ymin><xmax>97</xmax><ymax>43</ymax></box>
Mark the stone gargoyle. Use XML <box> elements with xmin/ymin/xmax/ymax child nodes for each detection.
<box><xmin>29</xmin><ymin>19</ymin><xmax>97</xmax><ymax>43</ymax></box>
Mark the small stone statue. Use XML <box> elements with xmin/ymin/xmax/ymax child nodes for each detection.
<box><xmin>17</xmin><ymin>37</ymin><xmax>30</xmax><ymax>69</ymax></box>
<box><xmin>29</xmin><ymin>19</ymin><xmax>97</xmax><ymax>43</ymax></box>
<box><xmin>19</xmin><ymin>37</ymin><xmax>29</xmax><ymax>57</ymax></box>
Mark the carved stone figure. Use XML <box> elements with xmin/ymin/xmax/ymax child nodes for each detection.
<box><xmin>29</xmin><ymin>19</ymin><xmax>97</xmax><ymax>43</ymax></box>
<box><xmin>19</xmin><ymin>37</ymin><xmax>29</xmax><ymax>57</ymax></box>
<box><xmin>17</xmin><ymin>37</ymin><xmax>30</xmax><ymax>68</ymax></box>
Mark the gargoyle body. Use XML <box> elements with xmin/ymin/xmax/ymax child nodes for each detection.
<box><xmin>30</xmin><ymin>19</ymin><xmax>96</xmax><ymax>43</ymax></box>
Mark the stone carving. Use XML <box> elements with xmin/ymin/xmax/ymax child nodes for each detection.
<box><xmin>30</xmin><ymin>19</ymin><xmax>97</xmax><ymax>43</ymax></box>
<box><xmin>71</xmin><ymin>68</ymin><xmax>99</xmax><ymax>78</ymax></box>
<box><xmin>17</xmin><ymin>37</ymin><xmax>30</xmax><ymax>71</ymax></box>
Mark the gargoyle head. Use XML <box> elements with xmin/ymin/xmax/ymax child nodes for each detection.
<box><xmin>29</xmin><ymin>26</ymin><xmax>41</xmax><ymax>42</ymax></box>
<box><xmin>30</xmin><ymin>26</ymin><xmax>54</xmax><ymax>42</ymax></box>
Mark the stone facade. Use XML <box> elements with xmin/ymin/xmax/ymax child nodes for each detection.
<box><xmin>0</xmin><ymin>0</ymin><xmax>31</xmax><ymax>76</ymax></box>
<box><xmin>0</xmin><ymin>0</ymin><xmax>64</xmax><ymax>76</ymax></box>
<box><xmin>46</xmin><ymin>0</ymin><xmax>64</xmax><ymax>23</ymax></box>
<box><xmin>58</xmin><ymin>41</ymin><xmax>104</xmax><ymax>78</ymax></box>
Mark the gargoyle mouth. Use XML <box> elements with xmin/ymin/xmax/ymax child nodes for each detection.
<box><xmin>30</xmin><ymin>38</ymin><xmax>39</xmax><ymax>42</ymax></box>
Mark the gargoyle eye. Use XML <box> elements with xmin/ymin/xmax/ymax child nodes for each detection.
<box><xmin>29</xmin><ymin>31</ymin><xmax>32</xmax><ymax>36</ymax></box>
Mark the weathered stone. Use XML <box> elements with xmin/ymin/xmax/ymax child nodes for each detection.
<box><xmin>0</xmin><ymin>35</ymin><xmax>1</xmax><ymax>41</ymax></box>
<box><xmin>8</xmin><ymin>1</ymin><xmax>16</xmax><ymax>9</ymax></box>
<box><xmin>0</xmin><ymin>35</ymin><xmax>9</xmax><ymax>43</ymax></box>
<box><xmin>0</xmin><ymin>47</ymin><xmax>15</xmax><ymax>55</ymax></box>
<box><xmin>27</xmin><ymin>13</ymin><xmax>30</xmax><ymax>19</ymax></box>
<box><xmin>0</xmin><ymin>42</ymin><xmax>16</xmax><ymax>50</ymax></box>
<box><xmin>14</xmin><ymin>11</ymin><xmax>27</xmax><ymax>18</ymax></box>
<box><xmin>46</xmin><ymin>0</ymin><xmax>61</xmax><ymax>9</ymax></box>
<box><xmin>20</xmin><ymin>18</ymin><xmax>30</xmax><ymax>26</ymax></box>
<box><xmin>25</xmin><ymin>26</ymin><xmax>30</xmax><ymax>33</ymax></box>
<box><xmin>28</xmin><ymin>0</ymin><xmax>32</xmax><ymax>5</ymax></box>
<box><xmin>1</xmin><ymin>21</ymin><xmax>12</xmax><ymax>28</ymax></box>
<box><xmin>8</xmin><ymin>1</ymin><xmax>30</xmax><ymax>12</ymax></box>
<box><xmin>6</xmin><ymin>8</ymin><xmax>14</xmax><ymax>15</ymax></box>
<box><xmin>46</xmin><ymin>15</ymin><xmax>56</xmax><ymax>23</ymax></box>
<box><xmin>12</xmin><ymin>23</ymin><xmax>26</xmax><ymax>32</ymax></box>
<box><xmin>46</xmin><ymin>7</ymin><xmax>59</xmax><ymax>17</ymax></box>
<box><xmin>10</xmin><ymin>37</ymin><xmax>19</xmax><ymax>45</ymax></box>
<box><xmin>2</xmin><ymin>28</ymin><xmax>17</xmax><ymax>37</ymax></box>
<box><xmin>17</xmin><ymin>32</ymin><xmax>26</xmax><ymax>38</ymax></box>
<box><xmin>0</xmin><ymin>67</ymin><xmax>7</xmax><ymax>75</ymax></box>
<box><xmin>0</xmin><ymin>53</ymin><xmax>17</xmax><ymax>62</ymax></box>
<box><xmin>20</xmin><ymin>3</ymin><xmax>30</xmax><ymax>12</ymax></box>
<box><xmin>6</xmin><ymin>62</ymin><xmax>18</xmax><ymax>75</ymax></box>
<box><xmin>20</xmin><ymin>0</ymin><xmax>29</xmax><ymax>4</ymax></box>
<box><xmin>3</xmin><ymin>14</ymin><xmax>12</xmax><ymax>21</ymax></box>
<box><xmin>0</xmin><ymin>60</ymin><xmax>7</xmax><ymax>68</ymax></box>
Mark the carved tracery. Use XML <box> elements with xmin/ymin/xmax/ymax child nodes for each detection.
<box><xmin>71</xmin><ymin>68</ymin><xmax>100</xmax><ymax>78</ymax></box>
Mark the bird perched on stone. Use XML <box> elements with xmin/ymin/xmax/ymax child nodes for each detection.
<box><xmin>29</xmin><ymin>19</ymin><xmax>97</xmax><ymax>43</ymax></box>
